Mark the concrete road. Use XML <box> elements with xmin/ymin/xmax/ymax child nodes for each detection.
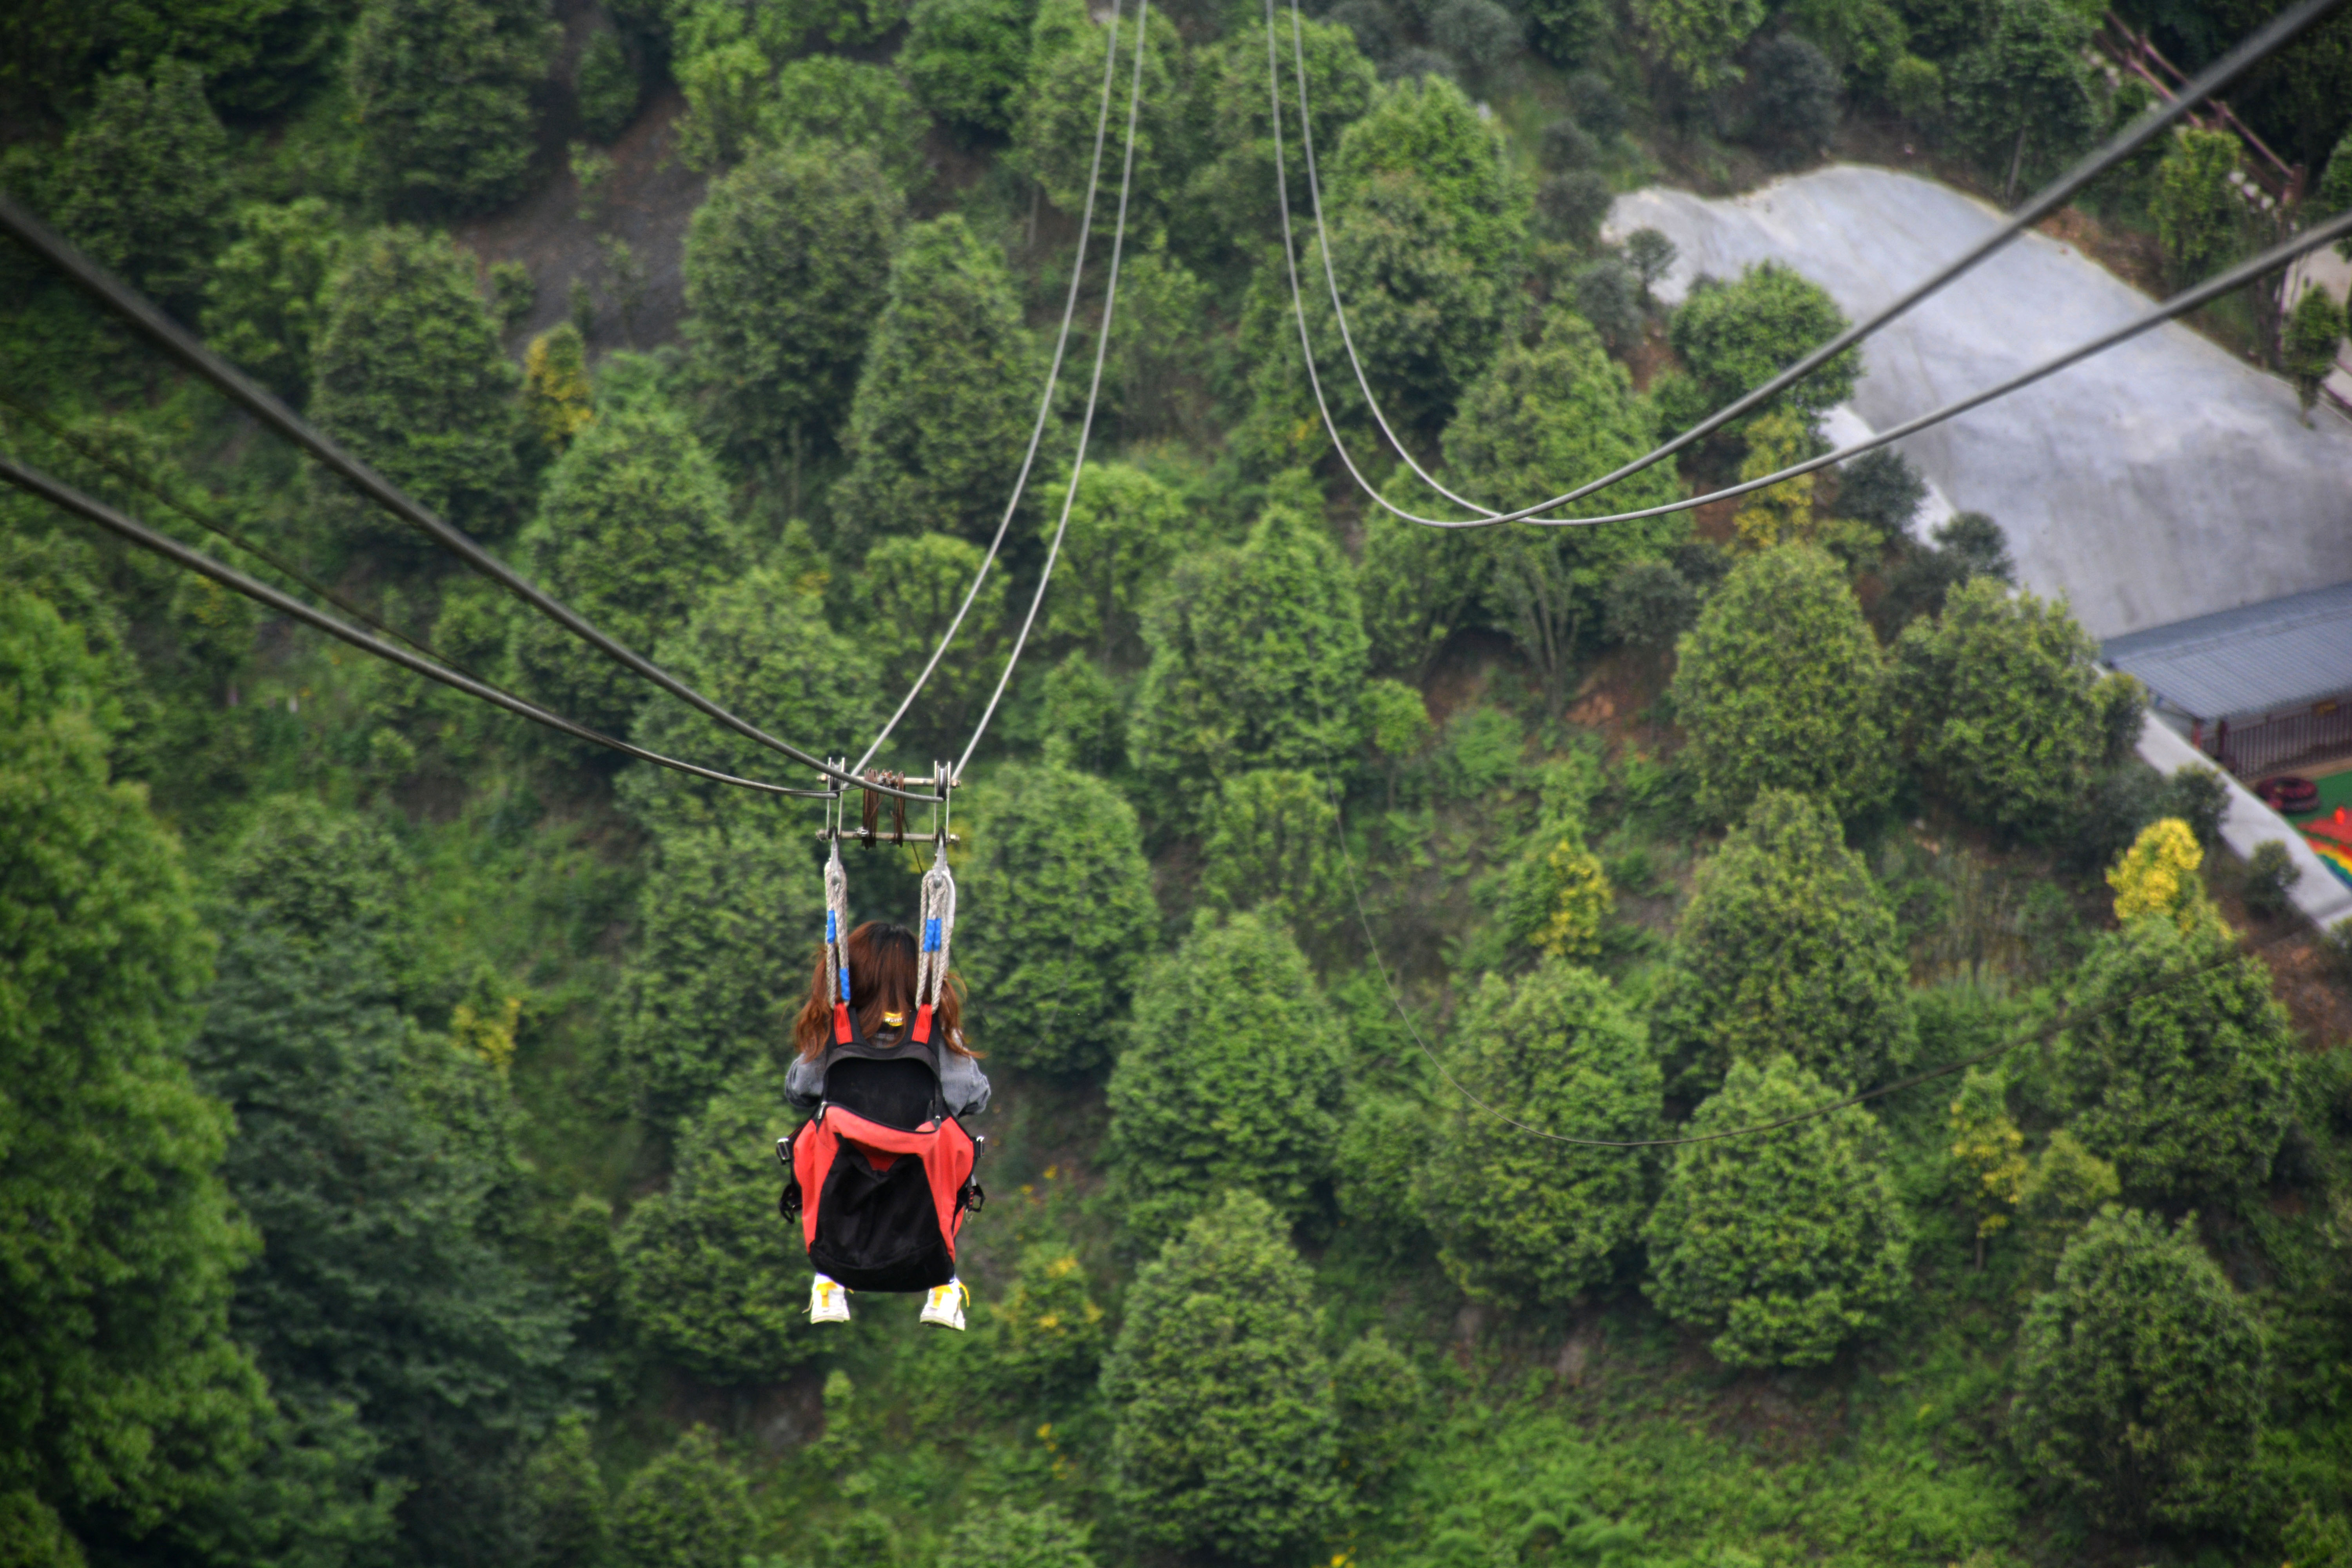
<box><xmin>1606</xmin><ymin>165</ymin><xmax>2352</xmax><ymax>639</ymax></box>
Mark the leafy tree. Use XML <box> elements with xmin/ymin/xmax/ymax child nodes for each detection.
<box><xmin>1245</xmin><ymin>75</ymin><xmax>1529</xmax><ymax>460</ymax></box>
<box><xmin>833</xmin><ymin>216</ymin><xmax>1041</xmax><ymax>552</ymax></box>
<box><xmin>1604</xmin><ymin>557</ymin><xmax>1699</xmax><ymax>654</ymax></box>
<box><xmin>673</xmin><ymin>37</ymin><xmax>766</xmax><ymax>169</ymax></box>
<box><xmin>621</xmin><ymin>568</ymin><xmax>877</xmax><ymax>836</ymax></box>
<box><xmin>1541</xmin><ymin>116</ymin><xmax>1601</xmax><ymax>169</ymax></box>
<box><xmin>2105</xmin><ymin>816</ymin><xmax>2201</xmax><ymax>924</ymax></box>
<box><xmin>757</xmin><ymin>57</ymin><xmax>926</xmax><ymax>191</ymax></box>
<box><xmin>1630</xmin><ymin>0</ymin><xmax>1764</xmax><ymax>89</ymax></box>
<box><xmin>2010</xmin><ymin>1207</ymin><xmax>2266</xmax><ymax>1531</ymax></box>
<box><xmin>46</xmin><ymin>58</ymin><xmax>229</xmax><ymax>312</ymax></box>
<box><xmin>1878</xmin><ymin>509</ymin><xmax>2017</xmax><ymax>631</ymax></box>
<box><xmin>903</xmin><ymin>0</ymin><xmax>1036</xmax><ymax>137</ymax></box>
<box><xmin>1535</xmin><ymin>169</ymin><xmax>1613</xmax><ymax>247</ymax></box>
<box><xmin>2152</xmin><ymin>127</ymin><xmax>2243</xmax><ymax>284</ymax></box>
<box><xmin>1107</xmin><ymin>914</ymin><xmax>1346</xmax><ymax>1243</ymax></box>
<box><xmin>612</xmin><ymin>820</ymin><xmax>817</xmax><ymax>1122</ymax></box>
<box><xmin>1524</xmin><ymin>0</ymin><xmax>1610</xmax><ymax>63</ymax></box>
<box><xmin>1432</xmin><ymin>0</ymin><xmax>1523</xmax><ymax>71</ymax></box>
<box><xmin>1944</xmin><ymin>0</ymin><xmax>2101</xmax><ymax>189</ymax></box>
<box><xmin>1037</xmin><ymin>463</ymin><xmax>1189</xmax><ymax>662</ymax></box>
<box><xmin>1035</xmin><ymin>651</ymin><xmax>1127</xmax><ymax>772</ymax></box>
<box><xmin>2054</xmin><ymin>904</ymin><xmax>2293</xmax><ymax>1205</ymax></box>
<box><xmin>1891</xmin><ymin>577</ymin><xmax>2142</xmax><ymax>836</ymax></box>
<box><xmin>577</xmin><ymin>26</ymin><xmax>640</xmax><ymax>142</ymax></box>
<box><xmin>201</xmin><ymin>199</ymin><xmax>346</xmax><ymax>405</ymax></box>
<box><xmin>1835</xmin><ymin>446</ymin><xmax>1925</xmax><ymax>539</ymax></box>
<box><xmin>1419</xmin><ymin>960</ymin><xmax>1661</xmax><ymax>1307</ymax></box>
<box><xmin>2283</xmin><ymin>279</ymin><xmax>2347</xmax><ymax>415</ymax></box>
<box><xmin>1643</xmin><ymin>1056</ymin><xmax>1912</xmax><ymax>1367</ymax></box>
<box><xmin>956</xmin><ymin>759</ymin><xmax>1158</xmax><ymax>1076</ymax></box>
<box><xmin>1667</xmin><ymin>260</ymin><xmax>1859</xmax><ymax>424</ymax></box>
<box><xmin>1189</xmin><ymin>20</ymin><xmax>1379</xmax><ymax>254</ymax></box>
<box><xmin>1331</xmin><ymin>1331</ymin><xmax>1426</xmax><ymax>1498</ymax></box>
<box><xmin>2014</xmin><ymin>1127</ymin><xmax>2117</xmax><ymax>1278</ymax></box>
<box><xmin>1131</xmin><ymin>504</ymin><xmax>1369</xmax><ymax>824</ymax></box>
<box><xmin>1572</xmin><ymin>255</ymin><xmax>1644</xmax><ymax>350</ymax></box>
<box><xmin>519</xmin><ymin>1412</ymin><xmax>610</xmax><ymax>1568</ymax></box>
<box><xmin>1441</xmin><ymin>310</ymin><xmax>1686</xmax><ymax>704</ymax></box>
<box><xmin>1015</xmin><ymin>4</ymin><xmax>1191</xmax><ymax>228</ymax></box>
<box><xmin>1746</xmin><ymin>33</ymin><xmax>1841</xmax><ymax>158</ymax></box>
<box><xmin>1200</xmin><ymin>769</ymin><xmax>1348</xmax><ymax>949</ymax></box>
<box><xmin>309</xmin><ymin>225</ymin><xmax>524</xmax><ymax>545</ymax></box>
<box><xmin>844</xmin><ymin>531</ymin><xmax>1008</xmax><ymax>753</ymax></box>
<box><xmin>0</xmin><ymin>0</ymin><xmax>344</xmax><ymax>118</ymax></box>
<box><xmin>1102</xmin><ymin>1189</ymin><xmax>1341</xmax><ymax>1565</ymax></box>
<box><xmin>522</xmin><ymin>323</ymin><xmax>595</xmax><ymax>456</ymax></box>
<box><xmin>2245</xmin><ymin>838</ymin><xmax>2301</xmax><ymax>918</ymax></box>
<box><xmin>984</xmin><ymin>1247</ymin><xmax>1109</xmax><ymax>1405</ymax></box>
<box><xmin>1356</xmin><ymin>506</ymin><xmax>1489</xmax><ymax>678</ymax></box>
<box><xmin>946</xmin><ymin>1502</ymin><xmax>1097</xmax><ymax>1568</ymax></box>
<box><xmin>192</xmin><ymin>798</ymin><xmax>575</xmax><ymax>1566</ymax></box>
<box><xmin>508</xmin><ymin>398</ymin><xmax>745</xmax><ymax>742</ymax></box>
<box><xmin>616</xmin><ymin>1061</ymin><xmax>813</xmax><ymax>1384</ymax></box>
<box><xmin>610</xmin><ymin>1428</ymin><xmax>756</xmax><ymax>1568</ymax></box>
<box><xmin>1670</xmin><ymin>544</ymin><xmax>1894</xmax><ymax>823</ymax></box>
<box><xmin>1653</xmin><ymin>789</ymin><xmax>1913</xmax><ymax>1093</ymax></box>
<box><xmin>0</xmin><ymin>584</ymin><xmax>270</xmax><ymax>1562</ymax></box>
<box><xmin>1099</xmin><ymin>244</ymin><xmax>1213</xmax><ymax>441</ymax></box>
<box><xmin>684</xmin><ymin>142</ymin><xmax>903</xmax><ymax>474</ymax></box>
<box><xmin>2321</xmin><ymin>127</ymin><xmax>2352</xmax><ymax>260</ymax></box>
<box><xmin>347</xmin><ymin>0</ymin><xmax>559</xmax><ymax>216</ymax></box>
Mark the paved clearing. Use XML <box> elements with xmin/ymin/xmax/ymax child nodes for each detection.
<box><xmin>1608</xmin><ymin>165</ymin><xmax>2352</xmax><ymax>639</ymax></box>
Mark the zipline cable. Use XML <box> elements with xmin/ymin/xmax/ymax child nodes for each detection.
<box><xmin>850</xmin><ymin>3</ymin><xmax>1129</xmax><ymax>776</ymax></box>
<box><xmin>1268</xmin><ymin>205</ymin><xmax>2352</xmax><ymax>532</ymax></box>
<box><xmin>1325</xmin><ymin>780</ymin><xmax>2309</xmax><ymax>1149</ymax></box>
<box><xmin>1265</xmin><ymin>0</ymin><xmax>2352</xmax><ymax>528</ymax></box>
<box><xmin>955</xmin><ymin>0</ymin><xmax>1153</xmax><ymax>778</ymax></box>
<box><xmin>0</xmin><ymin>192</ymin><xmax>934</xmax><ymax>804</ymax></box>
<box><xmin>0</xmin><ymin>454</ymin><xmax>836</xmax><ymax>799</ymax></box>
<box><xmin>0</xmin><ymin>386</ymin><xmax>494</xmax><ymax>687</ymax></box>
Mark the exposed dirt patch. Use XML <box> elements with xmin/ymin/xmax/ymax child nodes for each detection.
<box><xmin>454</xmin><ymin>85</ymin><xmax>707</xmax><ymax>361</ymax></box>
<box><xmin>2034</xmin><ymin>203</ymin><xmax>2167</xmax><ymax>300</ymax></box>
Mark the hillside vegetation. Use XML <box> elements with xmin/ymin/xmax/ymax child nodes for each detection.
<box><xmin>4</xmin><ymin>2</ymin><xmax>2352</xmax><ymax>1567</ymax></box>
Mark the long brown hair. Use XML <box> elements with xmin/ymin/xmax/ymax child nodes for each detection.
<box><xmin>793</xmin><ymin>919</ymin><xmax>972</xmax><ymax>1061</ymax></box>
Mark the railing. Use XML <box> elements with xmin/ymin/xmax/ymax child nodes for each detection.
<box><xmin>2197</xmin><ymin>701</ymin><xmax>2352</xmax><ymax>777</ymax></box>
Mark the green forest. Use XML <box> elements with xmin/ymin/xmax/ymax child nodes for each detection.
<box><xmin>5</xmin><ymin>0</ymin><xmax>2352</xmax><ymax>1564</ymax></box>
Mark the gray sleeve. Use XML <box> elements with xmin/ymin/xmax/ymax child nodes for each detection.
<box><xmin>783</xmin><ymin>1054</ymin><xmax>825</xmax><ymax>1112</ymax></box>
<box><xmin>940</xmin><ymin>1051</ymin><xmax>991</xmax><ymax>1118</ymax></box>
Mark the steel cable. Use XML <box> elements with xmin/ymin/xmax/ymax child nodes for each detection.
<box><xmin>1264</xmin><ymin>0</ymin><xmax>2351</xmax><ymax>529</ymax></box>
<box><xmin>0</xmin><ymin>192</ymin><xmax>934</xmax><ymax>802</ymax></box>
<box><xmin>849</xmin><ymin>4</ymin><xmax>1129</xmax><ymax>776</ymax></box>
<box><xmin>955</xmin><ymin>0</ymin><xmax>1153</xmax><ymax>778</ymax></box>
<box><xmin>0</xmin><ymin>454</ymin><xmax>838</xmax><ymax>798</ymax></box>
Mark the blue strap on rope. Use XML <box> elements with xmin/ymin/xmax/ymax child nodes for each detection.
<box><xmin>924</xmin><ymin>916</ymin><xmax>942</xmax><ymax>953</ymax></box>
<box><xmin>839</xmin><ymin>967</ymin><xmax>851</xmax><ymax>1002</ymax></box>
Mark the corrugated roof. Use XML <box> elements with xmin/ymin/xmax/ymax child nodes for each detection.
<box><xmin>2102</xmin><ymin>579</ymin><xmax>2352</xmax><ymax>721</ymax></box>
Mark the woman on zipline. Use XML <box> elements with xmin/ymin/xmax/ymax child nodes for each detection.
<box><xmin>786</xmin><ymin>918</ymin><xmax>989</xmax><ymax>1330</ymax></box>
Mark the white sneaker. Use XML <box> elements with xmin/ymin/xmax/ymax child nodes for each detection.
<box><xmin>809</xmin><ymin>1274</ymin><xmax>852</xmax><ymax>1324</ymax></box>
<box><xmin>919</xmin><ymin>1279</ymin><xmax>968</xmax><ymax>1331</ymax></box>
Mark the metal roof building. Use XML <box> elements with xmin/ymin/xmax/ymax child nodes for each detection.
<box><xmin>2102</xmin><ymin>579</ymin><xmax>2352</xmax><ymax>776</ymax></box>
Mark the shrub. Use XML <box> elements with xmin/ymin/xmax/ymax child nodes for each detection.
<box><xmin>1945</xmin><ymin>0</ymin><xmax>2100</xmax><ymax>189</ymax></box>
<box><xmin>1668</xmin><ymin>260</ymin><xmax>1859</xmax><ymax>422</ymax></box>
<box><xmin>1536</xmin><ymin>170</ymin><xmax>1613</xmax><ymax>247</ymax></box>
<box><xmin>507</xmin><ymin>399</ymin><xmax>744</xmax><ymax>741</ymax></box>
<box><xmin>1131</xmin><ymin>505</ymin><xmax>1368</xmax><ymax>825</ymax></box>
<box><xmin>2245</xmin><ymin>839</ymin><xmax>2301</xmax><ymax>918</ymax></box>
<box><xmin>757</xmin><ymin>56</ymin><xmax>926</xmax><ymax>191</ymax></box>
<box><xmin>1201</xmin><ymin>770</ymin><xmax>1349</xmax><ymax>947</ymax></box>
<box><xmin>2106</xmin><ymin>816</ymin><xmax>2202</xmax><ymax>923</ymax></box>
<box><xmin>1670</xmin><ymin>544</ymin><xmax>1894</xmax><ymax>823</ymax></box>
<box><xmin>1891</xmin><ymin>577</ymin><xmax>2144</xmax><ymax>836</ymax></box>
<box><xmin>2054</xmin><ymin>904</ymin><xmax>2293</xmax><ymax>1206</ymax></box>
<box><xmin>1430</xmin><ymin>0</ymin><xmax>1522</xmax><ymax>71</ymax></box>
<box><xmin>348</xmin><ymin>0</ymin><xmax>559</xmax><ymax>216</ymax></box>
<box><xmin>1332</xmin><ymin>1331</ymin><xmax>1426</xmax><ymax>1497</ymax></box>
<box><xmin>1541</xmin><ymin>116</ymin><xmax>1601</xmax><ymax>169</ymax></box>
<box><xmin>577</xmin><ymin>28</ymin><xmax>639</xmax><ymax>142</ymax></box>
<box><xmin>521</xmin><ymin>323</ymin><xmax>594</xmax><ymax>455</ymax></box>
<box><xmin>956</xmin><ymin>760</ymin><xmax>1158</xmax><ymax>1076</ymax></box>
<box><xmin>833</xmin><ymin>216</ymin><xmax>1040</xmax><ymax>551</ymax></box>
<box><xmin>684</xmin><ymin>141</ymin><xmax>902</xmax><ymax>471</ymax></box>
<box><xmin>2284</xmin><ymin>284</ymin><xmax>2349</xmax><ymax>415</ymax></box>
<box><xmin>1604</xmin><ymin>558</ymin><xmax>1699</xmax><ymax>652</ymax></box>
<box><xmin>1643</xmin><ymin>1056</ymin><xmax>1912</xmax><ymax>1367</ymax></box>
<box><xmin>2153</xmin><ymin>126</ymin><xmax>2242</xmax><ymax>285</ymax></box>
<box><xmin>1102</xmin><ymin>1190</ymin><xmax>1340</xmax><ymax>1564</ymax></box>
<box><xmin>1573</xmin><ymin>256</ymin><xmax>1645</xmax><ymax>350</ymax></box>
<box><xmin>904</xmin><ymin>0</ymin><xmax>1035</xmax><ymax>137</ymax></box>
<box><xmin>611</xmin><ymin>1428</ymin><xmax>756</xmax><ymax>1568</ymax></box>
<box><xmin>1653</xmin><ymin>789</ymin><xmax>1913</xmax><ymax>1092</ymax></box>
<box><xmin>1835</xmin><ymin>447</ymin><xmax>1926</xmax><ymax>539</ymax></box>
<box><xmin>1419</xmin><ymin>960</ymin><xmax>1661</xmax><ymax>1307</ymax></box>
<box><xmin>201</xmin><ymin>198</ymin><xmax>347</xmax><ymax>403</ymax></box>
<box><xmin>945</xmin><ymin>1503</ymin><xmax>1096</xmax><ymax>1568</ymax></box>
<box><xmin>615</xmin><ymin>1062</ymin><xmax>814</xmax><ymax>1384</ymax></box>
<box><xmin>1888</xmin><ymin>52</ymin><xmax>1942</xmax><ymax>122</ymax></box>
<box><xmin>2164</xmin><ymin>762</ymin><xmax>2229</xmax><ymax>849</ymax></box>
<box><xmin>308</xmin><ymin>225</ymin><xmax>524</xmax><ymax>544</ymax></box>
<box><xmin>1107</xmin><ymin>914</ymin><xmax>1345</xmax><ymax>1244</ymax></box>
<box><xmin>1630</xmin><ymin>0</ymin><xmax>1766</xmax><ymax>89</ymax></box>
<box><xmin>2010</xmin><ymin>1208</ymin><xmax>2266</xmax><ymax>1532</ymax></box>
<box><xmin>1035</xmin><ymin>463</ymin><xmax>1190</xmax><ymax>662</ymax></box>
<box><xmin>1746</xmin><ymin>33</ymin><xmax>1840</xmax><ymax>159</ymax></box>
<box><xmin>985</xmin><ymin>1248</ymin><xmax>1109</xmax><ymax>1405</ymax></box>
<box><xmin>47</xmin><ymin>58</ymin><xmax>229</xmax><ymax>312</ymax></box>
